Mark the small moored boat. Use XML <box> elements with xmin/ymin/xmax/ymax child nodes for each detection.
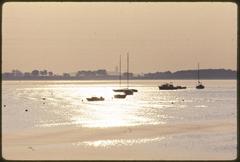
<box><xmin>196</xmin><ymin>63</ymin><xmax>205</xmax><ymax>89</ymax></box>
<box><xmin>86</xmin><ymin>96</ymin><xmax>104</xmax><ymax>101</ymax></box>
<box><xmin>159</xmin><ymin>83</ymin><xmax>186</xmax><ymax>90</ymax></box>
<box><xmin>114</xmin><ymin>94</ymin><xmax>127</xmax><ymax>99</ymax></box>
<box><xmin>113</xmin><ymin>53</ymin><xmax>138</xmax><ymax>96</ymax></box>
<box><xmin>196</xmin><ymin>83</ymin><xmax>204</xmax><ymax>89</ymax></box>
<box><xmin>130</xmin><ymin>89</ymin><xmax>138</xmax><ymax>92</ymax></box>
<box><xmin>113</xmin><ymin>88</ymin><xmax>133</xmax><ymax>95</ymax></box>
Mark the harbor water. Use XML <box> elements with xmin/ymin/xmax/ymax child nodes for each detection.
<box><xmin>2</xmin><ymin>80</ymin><xmax>237</xmax><ymax>160</ymax></box>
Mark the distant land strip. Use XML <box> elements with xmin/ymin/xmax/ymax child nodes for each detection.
<box><xmin>2</xmin><ymin>69</ymin><xmax>236</xmax><ymax>80</ymax></box>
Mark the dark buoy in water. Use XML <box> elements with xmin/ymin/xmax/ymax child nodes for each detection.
<box><xmin>182</xmin><ymin>99</ymin><xmax>184</xmax><ymax>101</ymax></box>
<box><xmin>3</xmin><ymin>105</ymin><xmax>6</xmax><ymax>107</ymax></box>
<box><xmin>171</xmin><ymin>102</ymin><xmax>174</xmax><ymax>104</ymax></box>
<box><xmin>28</xmin><ymin>146</ymin><xmax>34</xmax><ymax>151</ymax></box>
<box><xmin>42</xmin><ymin>98</ymin><xmax>46</xmax><ymax>100</ymax></box>
<box><xmin>25</xmin><ymin>109</ymin><xmax>28</xmax><ymax>112</ymax></box>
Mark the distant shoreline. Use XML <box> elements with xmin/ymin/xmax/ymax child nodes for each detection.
<box><xmin>2</xmin><ymin>78</ymin><xmax>236</xmax><ymax>81</ymax></box>
<box><xmin>2</xmin><ymin>69</ymin><xmax>237</xmax><ymax>80</ymax></box>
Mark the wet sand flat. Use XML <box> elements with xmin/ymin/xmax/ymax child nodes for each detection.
<box><xmin>3</xmin><ymin>120</ymin><xmax>236</xmax><ymax>160</ymax></box>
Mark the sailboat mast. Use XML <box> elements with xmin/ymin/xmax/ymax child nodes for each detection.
<box><xmin>127</xmin><ymin>52</ymin><xmax>129</xmax><ymax>88</ymax></box>
<box><xmin>198</xmin><ymin>63</ymin><xmax>200</xmax><ymax>83</ymax></box>
<box><xmin>119</xmin><ymin>55</ymin><xmax>121</xmax><ymax>87</ymax></box>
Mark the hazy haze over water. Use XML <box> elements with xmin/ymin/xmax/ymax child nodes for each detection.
<box><xmin>2</xmin><ymin>2</ymin><xmax>237</xmax><ymax>73</ymax></box>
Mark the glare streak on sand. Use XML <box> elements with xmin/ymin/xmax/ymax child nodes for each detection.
<box><xmin>74</xmin><ymin>137</ymin><xmax>166</xmax><ymax>147</ymax></box>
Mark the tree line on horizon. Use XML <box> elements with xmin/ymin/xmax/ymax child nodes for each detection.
<box><xmin>2</xmin><ymin>68</ymin><xmax>236</xmax><ymax>80</ymax></box>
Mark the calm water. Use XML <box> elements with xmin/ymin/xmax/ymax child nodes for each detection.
<box><xmin>2</xmin><ymin>80</ymin><xmax>237</xmax><ymax>159</ymax></box>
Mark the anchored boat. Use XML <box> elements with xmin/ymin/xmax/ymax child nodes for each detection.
<box><xmin>113</xmin><ymin>53</ymin><xmax>138</xmax><ymax>96</ymax></box>
<box><xmin>86</xmin><ymin>96</ymin><xmax>104</xmax><ymax>101</ymax></box>
<box><xmin>114</xmin><ymin>94</ymin><xmax>127</xmax><ymax>99</ymax></box>
<box><xmin>196</xmin><ymin>63</ymin><xmax>205</xmax><ymax>89</ymax></box>
<box><xmin>159</xmin><ymin>83</ymin><xmax>186</xmax><ymax>90</ymax></box>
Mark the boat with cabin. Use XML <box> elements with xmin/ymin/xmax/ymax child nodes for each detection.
<box><xmin>86</xmin><ymin>96</ymin><xmax>104</xmax><ymax>101</ymax></box>
<box><xmin>159</xmin><ymin>82</ymin><xmax>186</xmax><ymax>90</ymax></box>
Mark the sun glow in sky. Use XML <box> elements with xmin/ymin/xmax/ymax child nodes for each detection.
<box><xmin>2</xmin><ymin>2</ymin><xmax>237</xmax><ymax>73</ymax></box>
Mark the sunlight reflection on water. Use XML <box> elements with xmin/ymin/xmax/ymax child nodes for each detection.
<box><xmin>73</xmin><ymin>136</ymin><xmax>166</xmax><ymax>148</ymax></box>
<box><xmin>2</xmin><ymin>80</ymin><xmax>237</xmax><ymax>159</ymax></box>
<box><xmin>25</xmin><ymin>84</ymin><xmax>171</xmax><ymax>128</ymax></box>
<box><xmin>2</xmin><ymin>80</ymin><xmax>236</xmax><ymax>130</ymax></box>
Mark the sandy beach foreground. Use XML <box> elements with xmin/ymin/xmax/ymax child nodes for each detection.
<box><xmin>3</xmin><ymin>120</ymin><xmax>236</xmax><ymax>160</ymax></box>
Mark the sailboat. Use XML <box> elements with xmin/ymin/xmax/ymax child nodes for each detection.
<box><xmin>113</xmin><ymin>55</ymin><xmax>127</xmax><ymax>99</ymax></box>
<box><xmin>126</xmin><ymin>53</ymin><xmax>138</xmax><ymax>93</ymax></box>
<box><xmin>196</xmin><ymin>63</ymin><xmax>205</xmax><ymax>89</ymax></box>
<box><xmin>113</xmin><ymin>53</ymin><xmax>137</xmax><ymax>96</ymax></box>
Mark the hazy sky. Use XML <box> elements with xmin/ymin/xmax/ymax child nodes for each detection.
<box><xmin>2</xmin><ymin>2</ymin><xmax>237</xmax><ymax>74</ymax></box>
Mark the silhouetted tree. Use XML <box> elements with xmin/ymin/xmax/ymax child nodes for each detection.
<box><xmin>48</xmin><ymin>71</ymin><xmax>53</xmax><ymax>76</ymax></box>
<box><xmin>12</xmin><ymin>69</ymin><xmax>23</xmax><ymax>77</ymax></box>
<box><xmin>76</xmin><ymin>71</ymin><xmax>82</xmax><ymax>77</ymax></box>
<box><xmin>40</xmin><ymin>70</ymin><xmax>47</xmax><ymax>76</ymax></box>
<box><xmin>2</xmin><ymin>72</ymin><xmax>13</xmax><ymax>78</ymax></box>
<box><xmin>24</xmin><ymin>72</ymin><xmax>31</xmax><ymax>77</ymax></box>
<box><xmin>96</xmin><ymin>69</ymin><xmax>107</xmax><ymax>76</ymax></box>
<box><xmin>40</xmin><ymin>71</ymin><xmax>44</xmax><ymax>76</ymax></box>
<box><xmin>63</xmin><ymin>73</ymin><xmax>70</xmax><ymax>78</ymax></box>
<box><xmin>31</xmin><ymin>70</ymin><xmax>39</xmax><ymax>77</ymax></box>
<box><xmin>76</xmin><ymin>70</ymin><xmax>95</xmax><ymax>77</ymax></box>
<box><xmin>123</xmin><ymin>72</ymin><xmax>133</xmax><ymax>78</ymax></box>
